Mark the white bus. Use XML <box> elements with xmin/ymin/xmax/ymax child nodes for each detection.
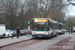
<box><xmin>29</xmin><ymin>18</ymin><xmax>58</xmax><ymax>38</ymax></box>
<box><xmin>57</xmin><ymin>23</ymin><xmax>66</xmax><ymax>34</ymax></box>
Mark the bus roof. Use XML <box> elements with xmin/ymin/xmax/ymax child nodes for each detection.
<box><xmin>33</xmin><ymin>18</ymin><xmax>65</xmax><ymax>25</ymax></box>
<box><xmin>33</xmin><ymin>18</ymin><xmax>58</xmax><ymax>23</ymax></box>
<box><xmin>51</xmin><ymin>20</ymin><xmax>58</xmax><ymax>23</ymax></box>
<box><xmin>33</xmin><ymin>18</ymin><xmax>49</xmax><ymax>20</ymax></box>
<box><xmin>59</xmin><ymin>23</ymin><xmax>65</xmax><ymax>25</ymax></box>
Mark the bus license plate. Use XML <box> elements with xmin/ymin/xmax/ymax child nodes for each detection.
<box><xmin>38</xmin><ymin>36</ymin><xmax>42</xmax><ymax>37</ymax></box>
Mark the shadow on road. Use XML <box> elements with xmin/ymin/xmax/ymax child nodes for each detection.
<box><xmin>31</xmin><ymin>37</ymin><xmax>54</xmax><ymax>40</ymax></box>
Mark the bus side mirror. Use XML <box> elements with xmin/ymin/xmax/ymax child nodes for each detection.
<box><xmin>59</xmin><ymin>24</ymin><xmax>62</xmax><ymax>27</ymax></box>
<box><xmin>59</xmin><ymin>24</ymin><xmax>62</xmax><ymax>30</ymax></box>
<box><xmin>48</xmin><ymin>20</ymin><xmax>51</xmax><ymax>25</ymax></box>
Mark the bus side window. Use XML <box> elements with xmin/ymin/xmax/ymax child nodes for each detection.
<box><xmin>50</xmin><ymin>28</ymin><xmax>52</xmax><ymax>30</ymax></box>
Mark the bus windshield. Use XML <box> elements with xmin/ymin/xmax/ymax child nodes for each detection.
<box><xmin>61</xmin><ymin>25</ymin><xmax>66</xmax><ymax>29</ymax></box>
<box><xmin>59</xmin><ymin>25</ymin><xmax>66</xmax><ymax>30</ymax></box>
<box><xmin>33</xmin><ymin>22</ymin><xmax>49</xmax><ymax>31</ymax></box>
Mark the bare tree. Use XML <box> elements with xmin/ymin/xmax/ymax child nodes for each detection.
<box><xmin>68</xmin><ymin>0</ymin><xmax>75</xmax><ymax>6</ymax></box>
<box><xmin>0</xmin><ymin>0</ymin><xmax>72</xmax><ymax>29</ymax></box>
<box><xmin>0</xmin><ymin>0</ymin><xmax>21</xmax><ymax>29</ymax></box>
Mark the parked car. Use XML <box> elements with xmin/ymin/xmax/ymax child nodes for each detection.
<box><xmin>13</xmin><ymin>29</ymin><xmax>28</xmax><ymax>36</ymax></box>
<box><xmin>20</xmin><ymin>30</ymin><xmax>27</xmax><ymax>35</ymax></box>
<box><xmin>10</xmin><ymin>30</ymin><xmax>15</xmax><ymax>36</ymax></box>
<box><xmin>4</xmin><ymin>30</ymin><xmax>14</xmax><ymax>37</ymax></box>
<box><xmin>13</xmin><ymin>30</ymin><xmax>17</xmax><ymax>36</ymax></box>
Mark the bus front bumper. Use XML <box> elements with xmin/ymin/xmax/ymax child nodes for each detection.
<box><xmin>32</xmin><ymin>34</ymin><xmax>52</xmax><ymax>38</ymax></box>
<box><xmin>58</xmin><ymin>32</ymin><xmax>64</xmax><ymax>34</ymax></box>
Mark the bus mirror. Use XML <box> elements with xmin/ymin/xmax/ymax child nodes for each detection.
<box><xmin>48</xmin><ymin>20</ymin><xmax>51</xmax><ymax>25</ymax></box>
<box><xmin>59</xmin><ymin>24</ymin><xmax>62</xmax><ymax>27</ymax></box>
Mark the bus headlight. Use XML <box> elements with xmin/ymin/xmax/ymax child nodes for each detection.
<box><xmin>45</xmin><ymin>32</ymin><xmax>49</xmax><ymax>35</ymax></box>
<box><xmin>47</xmin><ymin>33</ymin><xmax>48</xmax><ymax>35</ymax></box>
<box><xmin>58</xmin><ymin>31</ymin><xmax>61</xmax><ymax>32</ymax></box>
<box><xmin>32</xmin><ymin>32</ymin><xmax>35</xmax><ymax>34</ymax></box>
<box><xmin>58</xmin><ymin>30</ymin><xmax>62</xmax><ymax>32</ymax></box>
<box><xmin>32</xmin><ymin>32</ymin><xmax>34</xmax><ymax>34</ymax></box>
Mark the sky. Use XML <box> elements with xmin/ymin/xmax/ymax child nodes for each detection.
<box><xmin>66</xmin><ymin>0</ymin><xmax>75</xmax><ymax>16</ymax></box>
<box><xmin>66</xmin><ymin>5</ymin><xmax>75</xmax><ymax>16</ymax></box>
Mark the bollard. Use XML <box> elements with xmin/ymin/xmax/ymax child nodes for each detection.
<box><xmin>27</xmin><ymin>34</ymin><xmax>30</xmax><ymax>37</ymax></box>
<box><xmin>27</xmin><ymin>31</ymin><xmax>30</xmax><ymax>37</ymax></box>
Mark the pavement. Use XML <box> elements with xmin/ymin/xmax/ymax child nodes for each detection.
<box><xmin>61</xmin><ymin>32</ymin><xmax>75</xmax><ymax>50</ymax></box>
<box><xmin>68</xmin><ymin>33</ymin><xmax>75</xmax><ymax>46</ymax></box>
<box><xmin>0</xmin><ymin>35</ymin><xmax>32</xmax><ymax>47</ymax></box>
<box><xmin>0</xmin><ymin>32</ymin><xmax>75</xmax><ymax>49</ymax></box>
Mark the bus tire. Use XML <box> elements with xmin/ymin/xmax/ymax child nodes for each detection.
<box><xmin>51</xmin><ymin>33</ymin><xmax>53</xmax><ymax>38</ymax></box>
<box><xmin>55</xmin><ymin>32</ymin><xmax>57</xmax><ymax>37</ymax></box>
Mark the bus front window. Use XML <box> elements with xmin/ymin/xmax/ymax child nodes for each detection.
<box><xmin>33</xmin><ymin>22</ymin><xmax>49</xmax><ymax>31</ymax></box>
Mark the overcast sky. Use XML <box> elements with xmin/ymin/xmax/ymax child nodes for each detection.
<box><xmin>66</xmin><ymin>5</ymin><xmax>75</xmax><ymax>16</ymax></box>
<box><xmin>65</xmin><ymin>0</ymin><xmax>75</xmax><ymax>16</ymax></box>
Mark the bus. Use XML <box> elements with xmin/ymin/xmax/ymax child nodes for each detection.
<box><xmin>57</xmin><ymin>23</ymin><xmax>66</xmax><ymax>34</ymax></box>
<box><xmin>29</xmin><ymin>18</ymin><xmax>58</xmax><ymax>38</ymax></box>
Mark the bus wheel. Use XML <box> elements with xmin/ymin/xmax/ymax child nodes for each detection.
<box><xmin>63</xmin><ymin>33</ymin><xmax>65</xmax><ymax>34</ymax></box>
<box><xmin>35</xmin><ymin>37</ymin><xmax>39</xmax><ymax>39</ymax></box>
<box><xmin>51</xmin><ymin>33</ymin><xmax>53</xmax><ymax>38</ymax></box>
<box><xmin>55</xmin><ymin>32</ymin><xmax>57</xmax><ymax>37</ymax></box>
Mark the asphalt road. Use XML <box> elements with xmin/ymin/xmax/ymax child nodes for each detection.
<box><xmin>20</xmin><ymin>33</ymin><xmax>72</xmax><ymax>50</ymax></box>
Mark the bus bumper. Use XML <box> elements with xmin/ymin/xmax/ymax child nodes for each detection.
<box><xmin>58</xmin><ymin>32</ymin><xmax>63</xmax><ymax>34</ymax></box>
<box><xmin>32</xmin><ymin>34</ymin><xmax>52</xmax><ymax>38</ymax></box>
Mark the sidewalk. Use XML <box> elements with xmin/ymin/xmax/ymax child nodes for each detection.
<box><xmin>68</xmin><ymin>33</ymin><xmax>75</xmax><ymax>45</ymax></box>
<box><xmin>0</xmin><ymin>35</ymin><xmax>32</xmax><ymax>47</ymax></box>
<box><xmin>60</xmin><ymin>33</ymin><xmax>75</xmax><ymax>50</ymax></box>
